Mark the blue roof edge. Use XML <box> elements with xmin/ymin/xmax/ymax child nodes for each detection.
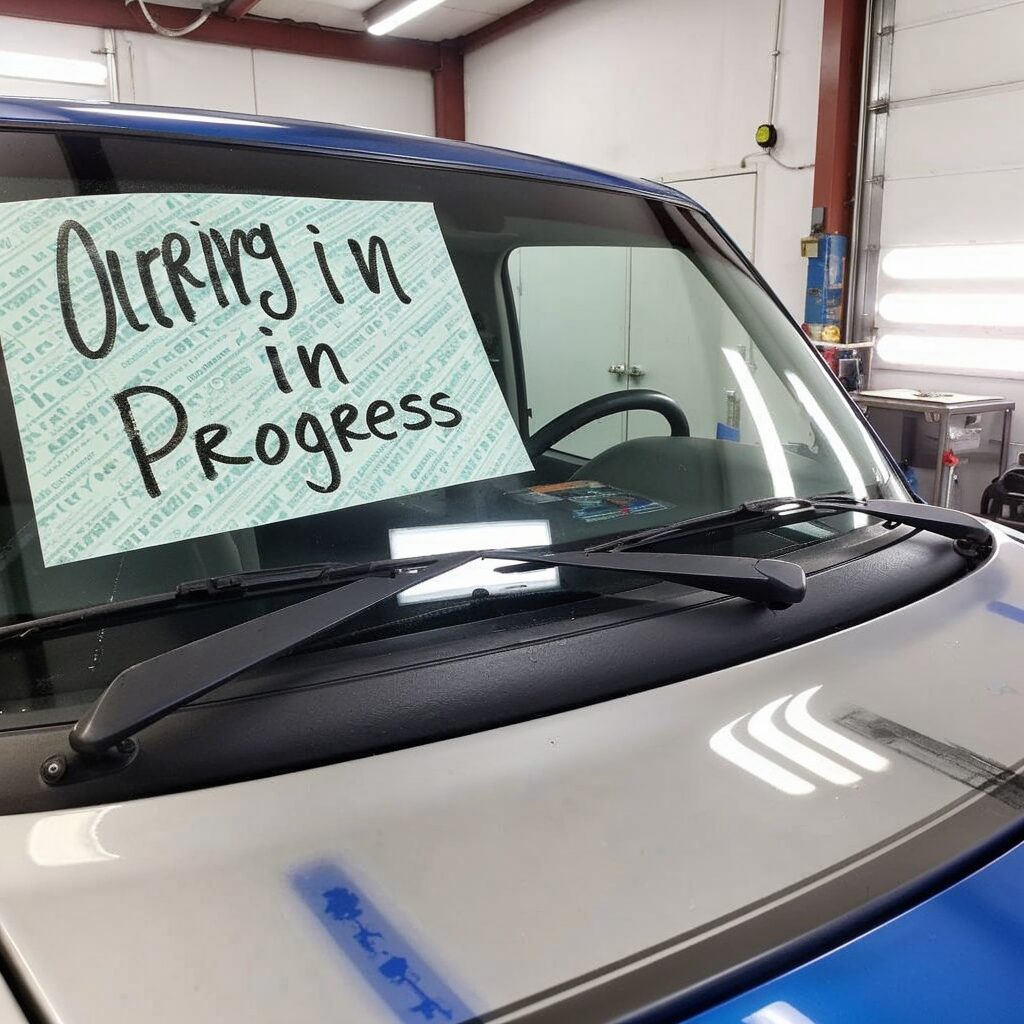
<box><xmin>0</xmin><ymin>97</ymin><xmax>698</xmax><ymax>207</ymax></box>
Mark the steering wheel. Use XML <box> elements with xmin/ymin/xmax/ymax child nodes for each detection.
<box><xmin>526</xmin><ymin>388</ymin><xmax>690</xmax><ymax>459</ymax></box>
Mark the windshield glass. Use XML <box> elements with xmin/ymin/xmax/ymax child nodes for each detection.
<box><xmin>0</xmin><ymin>128</ymin><xmax>904</xmax><ymax>719</ymax></box>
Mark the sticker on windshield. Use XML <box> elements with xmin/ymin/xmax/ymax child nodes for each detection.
<box><xmin>509</xmin><ymin>480</ymin><xmax>670</xmax><ymax>522</ymax></box>
<box><xmin>0</xmin><ymin>193</ymin><xmax>533</xmax><ymax>565</ymax></box>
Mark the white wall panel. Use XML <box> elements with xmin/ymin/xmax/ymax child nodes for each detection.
<box><xmin>0</xmin><ymin>15</ymin><xmax>108</xmax><ymax>102</ymax></box>
<box><xmin>465</xmin><ymin>0</ymin><xmax>824</xmax><ymax>320</ymax></box>
<box><xmin>115</xmin><ymin>30</ymin><xmax>433</xmax><ymax>135</ymax></box>
<box><xmin>252</xmin><ymin>50</ymin><xmax>434</xmax><ymax>134</ymax></box>
<box><xmin>116</xmin><ymin>32</ymin><xmax>257</xmax><ymax>112</ymax></box>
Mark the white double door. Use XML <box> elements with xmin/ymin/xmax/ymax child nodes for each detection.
<box><xmin>511</xmin><ymin>170</ymin><xmax>757</xmax><ymax>459</ymax></box>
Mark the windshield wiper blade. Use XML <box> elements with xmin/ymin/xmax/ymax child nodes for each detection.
<box><xmin>67</xmin><ymin>546</ymin><xmax>805</xmax><ymax>759</ymax></box>
<box><xmin>594</xmin><ymin>496</ymin><xmax>993</xmax><ymax>554</ymax></box>
<box><xmin>0</xmin><ymin>554</ymin><xmax>447</xmax><ymax>645</ymax></box>
<box><xmin>809</xmin><ymin>496</ymin><xmax>992</xmax><ymax>547</ymax></box>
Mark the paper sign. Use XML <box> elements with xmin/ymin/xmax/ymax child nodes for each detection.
<box><xmin>0</xmin><ymin>193</ymin><xmax>533</xmax><ymax>566</ymax></box>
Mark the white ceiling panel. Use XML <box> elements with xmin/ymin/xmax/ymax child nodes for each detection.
<box><xmin>249</xmin><ymin>0</ymin><xmax>366</xmax><ymax>31</ymax></box>
<box><xmin>249</xmin><ymin>0</ymin><xmax>530</xmax><ymax>41</ymax></box>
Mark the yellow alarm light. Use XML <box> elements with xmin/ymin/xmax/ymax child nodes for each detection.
<box><xmin>755</xmin><ymin>123</ymin><xmax>778</xmax><ymax>149</ymax></box>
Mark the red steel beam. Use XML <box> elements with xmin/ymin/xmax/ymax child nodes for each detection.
<box><xmin>459</xmin><ymin>0</ymin><xmax>580</xmax><ymax>52</ymax></box>
<box><xmin>812</xmin><ymin>0</ymin><xmax>868</xmax><ymax>236</ymax></box>
<box><xmin>433</xmin><ymin>45</ymin><xmax>466</xmax><ymax>141</ymax></box>
<box><xmin>0</xmin><ymin>0</ymin><xmax>440</xmax><ymax>71</ymax></box>
<box><xmin>220</xmin><ymin>0</ymin><xmax>261</xmax><ymax>19</ymax></box>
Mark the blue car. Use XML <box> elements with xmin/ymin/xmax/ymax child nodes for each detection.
<box><xmin>0</xmin><ymin>98</ymin><xmax>1021</xmax><ymax>1024</ymax></box>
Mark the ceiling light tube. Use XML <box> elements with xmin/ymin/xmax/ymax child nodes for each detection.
<box><xmin>876</xmin><ymin>333</ymin><xmax>1024</xmax><ymax>373</ymax></box>
<box><xmin>883</xmin><ymin>243</ymin><xmax>1024</xmax><ymax>281</ymax></box>
<box><xmin>365</xmin><ymin>0</ymin><xmax>447</xmax><ymax>36</ymax></box>
<box><xmin>878</xmin><ymin>291</ymin><xmax>1024</xmax><ymax>328</ymax></box>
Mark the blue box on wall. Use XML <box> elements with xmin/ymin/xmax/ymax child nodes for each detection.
<box><xmin>804</xmin><ymin>232</ymin><xmax>847</xmax><ymax>338</ymax></box>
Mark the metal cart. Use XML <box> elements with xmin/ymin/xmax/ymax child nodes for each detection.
<box><xmin>853</xmin><ymin>389</ymin><xmax>1015</xmax><ymax>508</ymax></box>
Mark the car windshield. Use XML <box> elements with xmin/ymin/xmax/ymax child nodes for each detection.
<box><xmin>0</xmin><ymin>127</ymin><xmax>904</xmax><ymax>720</ymax></box>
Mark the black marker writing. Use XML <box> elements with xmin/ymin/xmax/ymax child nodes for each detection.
<box><xmin>307</xmin><ymin>224</ymin><xmax>345</xmax><ymax>304</ymax></box>
<box><xmin>56</xmin><ymin>219</ymin><xmax>116</xmax><ymax>360</ymax></box>
<box><xmin>113</xmin><ymin>389</ymin><xmax>463</xmax><ymax>497</ymax></box>
<box><xmin>111</xmin><ymin>385</ymin><xmax>188</xmax><ymax>498</ymax></box>
<box><xmin>297</xmin><ymin>343</ymin><xmax>348</xmax><ymax>388</ymax></box>
<box><xmin>348</xmin><ymin>236</ymin><xmax>412</xmax><ymax>305</ymax></box>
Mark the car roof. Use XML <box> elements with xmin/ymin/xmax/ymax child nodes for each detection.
<box><xmin>0</xmin><ymin>97</ymin><xmax>694</xmax><ymax>205</ymax></box>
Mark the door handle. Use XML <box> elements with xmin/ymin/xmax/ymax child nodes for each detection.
<box><xmin>608</xmin><ymin>363</ymin><xmax>626</xmax><ymax>378</ymax></box>
<box><xmin>628</xmin><ymin>364</ymin><xmax>646</xmax><ymax>378</ymax></box>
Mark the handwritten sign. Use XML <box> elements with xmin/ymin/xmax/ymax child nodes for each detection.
<box><xmin>0</xmin><ymin>193</ymin><xmax>533</xmax><ymax>566</ymax></box>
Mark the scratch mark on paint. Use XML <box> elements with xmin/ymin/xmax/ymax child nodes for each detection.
<box><xmin>838</xmin><ymin>707</ymin><xmax>1024</xmax><ymax>811</ymax></box>
<box><xmin>292</xmin><ymin>862</ymin><xmax>475</xmax><ymax>1023</ymax></box>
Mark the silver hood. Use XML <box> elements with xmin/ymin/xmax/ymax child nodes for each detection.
<box><xmin>1</xmin><ymin>531</ymin><xmax>1023</xmax><ymax>1023</ymax></box>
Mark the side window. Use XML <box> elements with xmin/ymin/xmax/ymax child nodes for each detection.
<box><xmin>509</xmin><ymin>245</ymin><xmax>815</xmax><ymax>461</ymax></box>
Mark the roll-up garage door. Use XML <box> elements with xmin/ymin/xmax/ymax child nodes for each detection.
<box><xmin>852</xmin><ymin>0</ymin><xmax>1024</xmax><ymax>465</ymax></box>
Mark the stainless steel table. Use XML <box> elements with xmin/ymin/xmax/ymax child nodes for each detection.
<box><xmin>853</xmin><ymin>390</ymin><xmax>1015</xmax><ymax>507</ymax></box>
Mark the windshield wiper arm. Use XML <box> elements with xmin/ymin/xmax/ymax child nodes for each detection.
<box><xmin>68</xmin><ymin>546</ymin><xmax>805</xmax><ymax>759</ymax></box>
<box><xmin>489</xmin><ymin>548</ymin><xmax>804</xmax><ymax>606</ymax></box>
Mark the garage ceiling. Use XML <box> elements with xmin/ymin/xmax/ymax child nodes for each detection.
<box><xmin>155</xmin><ymin>0</ymin><xmax>535</xmax><ymax>41</ymax></box>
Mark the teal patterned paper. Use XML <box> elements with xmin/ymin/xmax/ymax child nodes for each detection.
<box><xmin>0</xmin><ymin>193</ymin><xmax>533</xmax><ymax>566</ymax></box>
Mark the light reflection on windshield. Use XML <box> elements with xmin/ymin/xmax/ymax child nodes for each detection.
<box><xmin>722</xmin><ymin>347</ymin><xmax>795</xmax><ymax>497</ymax></box>
<box><xmin>389</xmin><ymin>520</ymin><xmax>559</xmax><ymax>604</ymax></box>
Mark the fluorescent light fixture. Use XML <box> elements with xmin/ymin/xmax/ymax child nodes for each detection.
<box><xmin>0</xmin><ymin>50</ymin><xmax>106</xmax><ymax>87</ymax></box>
<box><xmin>878</xmin><ymin>291</ymin><xmax>1024</xmax><ymax>327</ymax></box>
<box><xmin>389</xmin><ymin>520</ymin><xmax>558</xmax><ymax>605</ymax></box>
<box><xmin>74</xmin><ymin>107</ymin><xmax>282</xmax><ymax>128</ymax></box>
<box><xmin>366</xmin><ymin>0</ymin><xmax>447</xmax><ymax>36</ymax></box>
<box><xmin>876</xmin><ymin>333</ymin><xmax>1024</xmax><ymax>373</ymax></box>
<box><xmin>785</xmin><ymin>372</ymin><xmax>867</xmax><ymax>498</ymax></box>
<box><xmin>883</xmin><ymin>243</ymin><xmax>1024</xmax><ymax>281</ymax></box>
<box><xmin>721</xmin><ymin>347</ymin><xmax>795</xmax><ymax>497</ymax></box>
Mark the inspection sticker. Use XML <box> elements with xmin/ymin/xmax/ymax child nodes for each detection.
<box><xmin>0</xmin><ymin>193</ymin><xmax>532</xmax><ymax>565</ymax></box>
